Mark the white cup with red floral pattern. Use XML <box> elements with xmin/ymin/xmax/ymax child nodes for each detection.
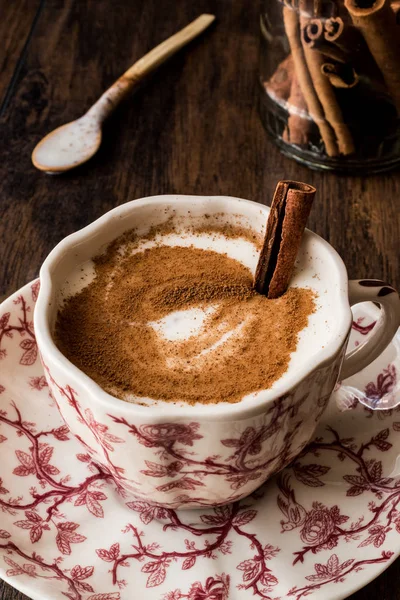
<box><xmin>34</xmin><ymin>195</ymin><xmax>400</xmax><ymax>508</ymax></box>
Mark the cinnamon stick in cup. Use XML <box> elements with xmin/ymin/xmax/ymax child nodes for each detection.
<box><xmin>254</xmin><ymin>180</ymin><xmax>316</xmax><ymax>299</ymax></box>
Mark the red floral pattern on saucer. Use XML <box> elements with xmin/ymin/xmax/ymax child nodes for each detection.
<box><xmin>0</xmin><ymin>281</ymin><xmax>399</xmax><ymax>600</ymax></box>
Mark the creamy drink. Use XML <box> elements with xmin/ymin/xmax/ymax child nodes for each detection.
<box><xmin>53</xmin><ymin>212</ymin><xmax>335</xmax><ymax>407</ymax></box>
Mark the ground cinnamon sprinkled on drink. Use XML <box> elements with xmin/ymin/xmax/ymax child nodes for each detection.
<box><xmin>54</xmin><ymin>221</ymin><xmax>315</xmax><ymax>405</ymax></box>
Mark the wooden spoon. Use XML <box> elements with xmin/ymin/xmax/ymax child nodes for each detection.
<box><xmin>32</xmin><ymin>14</ymin><xmax>215</xmax><ymax>174</ymax></box>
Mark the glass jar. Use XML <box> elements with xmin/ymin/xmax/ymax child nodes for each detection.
<box><xmin>259</xmin><ymin>0</ymin><xmax>400</xmax><ymax>173</ymax></box>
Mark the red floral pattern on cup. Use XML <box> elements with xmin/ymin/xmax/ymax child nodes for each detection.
<box><xmin>162</xmin><ymin>573</ymin><xmax>230</xmax><ymax>600</ymax></box>
<box><xmin>42</xmin><ymin>372</ymin><xmax>342</xmax><ymax>507</ymax></box>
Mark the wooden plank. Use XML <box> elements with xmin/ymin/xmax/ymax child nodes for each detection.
<box><xmin>0</xmin><ymin>0</ymin><xmax>41</xmax><ymax>106</ymax></box>
<box><xmin>0</xmin><ymin>584</ymin><xmax>30</xmax><ymax>600</ymax></box>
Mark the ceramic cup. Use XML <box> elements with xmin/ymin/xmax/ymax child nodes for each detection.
<box><xmin>35</xmin><ymin>195</ymin><xmax>400</xmax><ymax>508</ymax></box>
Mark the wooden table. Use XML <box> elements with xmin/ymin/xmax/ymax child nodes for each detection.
<box><xmin>1</xmin><ymin>1</ymin><xmax>399</xmax><ymax>598</ymax></box>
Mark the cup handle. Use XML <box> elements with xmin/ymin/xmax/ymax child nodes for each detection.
<box><xmin>339</xmin><ymin>279</ymin><xmax>400</xmax><ymax>381</ymax></box>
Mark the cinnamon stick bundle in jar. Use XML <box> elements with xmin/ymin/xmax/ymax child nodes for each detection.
<box><xmin>261</xmin><ymin>0</ymin><xmax>400</xmax><ymax>166</ymax></box>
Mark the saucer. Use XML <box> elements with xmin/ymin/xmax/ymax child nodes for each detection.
<box><xmin>1</xmin><ymin>281</ymin><xmax>400</xmax><ymax>600</ymax></box>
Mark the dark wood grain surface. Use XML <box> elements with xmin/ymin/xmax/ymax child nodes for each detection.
<box><xmin>0</xmin><ymin>0</ymin><xmax>399</xmax><ymax>598</ymax></box>
<box><xmin>0</xmin><ymin>0</ymin><xmax>41</xmax><ymax>104</ymax></box>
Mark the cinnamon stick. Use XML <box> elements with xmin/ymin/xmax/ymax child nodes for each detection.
<box><xmin>283</xmin><ymin>5</ymin><xmax>339</xmax><ymax>156</ymax></box>
<box><xmin>323</xmin><ymin>17</ymin><xmax>365</xmax><ymax>58</ymax></box>
<box><xmin>345</xmin><ymin>0</ymin><xmax>400</xmax><ymax>113</ymax></box>
<box><xmin>254</xmin><ymin>180</ymin><xmax>316</xmax><ymax>299</ymax></box>
<box><xmin>294</xmin><ymin>0</ymin><xmax>337</xmax><ymax>17</ymax></box>
<box><xmin>321</xmin><ymin>62</ymin><xmax>359</xmax><ymax>88</ymax></box>
<box><xmin>283</xmin><ymin>74</ymin><xmax>312</xmax><ymax>144</ymax></box>
<box><xmin>264</xmin><ymin>54</ymin><xmax>294</xmax><ymax>108</ymax></box>
<box><xmin>324</xmin><ymin>17</ymin><xmax>354</xmax><ymax>44</ymax></box>
<box><xmin>303</xmin><ymin>17</ymin><xmax>324</xmax><ymax>44</ymax></box>
<box><xmin>324</xmin><ymin>16</ymin><xmax>385</xmax><ymax>83</ymax></box>
<box><xmin>318</xmin><ymin>0</ymin><xmax>339</xmax><ymax>18</ymax></box>
<box><xmin>391</xmin><ymin>0</ymin><xmax>400</xmax><ymax>23</ymax></box>
<box><xmin>302</xmin><ymin>19</ymin><xmax>349</xmax><ymax>63</ymax></box>
<box><xmin>300</xmin><ymin>13</ymin><xmax>355</xmax><ymax>155</ymax></box>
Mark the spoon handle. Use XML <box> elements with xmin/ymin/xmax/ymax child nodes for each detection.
<box><xmin>86</xmin><ymin>14</ymin><xmax>215</xmax><ymax>122</ymax></box>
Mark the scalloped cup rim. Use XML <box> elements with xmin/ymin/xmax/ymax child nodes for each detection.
<box><xmin>35</xmin><ymin>194</ymin><xmax>353</xmax><ymax>421</ymax></box>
